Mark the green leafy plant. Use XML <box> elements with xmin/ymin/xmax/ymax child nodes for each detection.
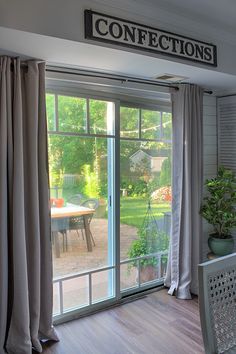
<box><xmin>82</xmin><ymin>164</ymin><xmax>100</xmax><ymax>198</ymax></box>
<box><xmin>128</xmin><ymin>227</ymin><xmax>169</xmax><ymax>267</ymax></box>
<box><xmin>200</xmin><ymin>166</ymin><xmax>236</xmax><ymax>238</ymax></box>
<box><xmin>160</xmin><ymin>156</ymin><xmax>171</xmax><ymax>186</ymax></box>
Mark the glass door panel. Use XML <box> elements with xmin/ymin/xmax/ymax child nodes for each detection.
<box><xmin>120</xmin><ymin>106</ymin><xmax>171</xmax><ymax>293</ymax></box>
<box><xmin>47</xmin><ymin>95</ymin><xmax>116</xmax><ymax>316</ymax></box>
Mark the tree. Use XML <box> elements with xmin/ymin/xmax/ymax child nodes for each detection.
<box><xmin>46</xmin><ymin>95</ymin><xmax>172</xmax><ymax>199</ymax></box>
<box><xmin>159</xmin><ymin>157</ymin><xmax>171</xmax><ymax>186</ymax></box>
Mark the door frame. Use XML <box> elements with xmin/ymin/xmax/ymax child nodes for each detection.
<box><xmin>46</xmin><ymin>84</ymin><xmax>171</xmax><ymax>324</ymax></box>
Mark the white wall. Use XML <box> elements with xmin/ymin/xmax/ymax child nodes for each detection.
<box><xmin>0</xmin><ymin>0</ymin><xmax>236</xmax><ymax>78</ymax></box>
<box><xmin>202</xmin><ymin>95</ymin><xmax>217</xmax><ymax>261</ymax></box>
<box><xmin>217</xmin><ymin>95</ymin><xmax>236</xmax><ymax>254</ymax></box>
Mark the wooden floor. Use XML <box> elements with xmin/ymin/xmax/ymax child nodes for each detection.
<box><xmin>41</xmin><ymin>289</ymin><xmax>204</xmax><ymax>354</ymax></box>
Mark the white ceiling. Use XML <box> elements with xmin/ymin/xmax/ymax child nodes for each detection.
<box><xmin>166</xmin><ymin>0</ymin><xmax>236</xmax><ymax>28</ymax></box>
<box><xmin>134</xmin><ymin>0</ymin><xmax>236</xmax><ymax>39</ymax></box>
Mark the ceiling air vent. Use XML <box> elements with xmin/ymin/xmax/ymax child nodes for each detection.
<box><xmin>154</xmin><ymin>74</ymin><xmax>188</xmax><ymax>82</ymax></box>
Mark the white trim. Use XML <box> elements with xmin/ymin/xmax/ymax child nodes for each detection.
<box><xmin>46</xmin><ymin>69</ymin><xmax>172</xmax><ymax>109</ymax></box>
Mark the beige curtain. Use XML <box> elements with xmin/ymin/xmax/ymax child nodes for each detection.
<box><xmin>0</xmin><ymin>57</ymin><xmax>58</xmax><ymax>354</ymax></box>
<box><xmin>165</xmin><ymin>84</ymin><xmax>203</xmax><ymax>299</ymax></box>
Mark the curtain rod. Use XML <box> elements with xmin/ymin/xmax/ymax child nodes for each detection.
<box><xmin>45</xmin><ymin>66</ymin><xmax>213</xmax><ymax>94</ymax></box>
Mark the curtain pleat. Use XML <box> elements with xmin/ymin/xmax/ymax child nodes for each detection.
<box><xmin>0</xmin><ymin>56</ymin><xmax>58</xmax><ymax>354</ymax></box>
<box><xmin>0</xmin><ymin>56</ymin><xmax>9</xmax><ymax>354</ymax></box>
<box><xmin>165</xmin><ymin>84</ymin><xmax>203</xmax><ymax>299</ymax></box>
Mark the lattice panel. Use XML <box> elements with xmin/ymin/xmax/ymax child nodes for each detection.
<box><xmin>208</xmin><ymin>267</ymin><xmax>236</xmax><ymax>353</ymax></box>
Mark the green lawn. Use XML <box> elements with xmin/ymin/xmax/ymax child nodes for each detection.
<box><xmin>51</xmin><ymin>190</ymin><xmax>171</xmax><ymax>229</ymax></box>
<box><xmin>120</xmin><ymin>197</ymin><xmax>171</xmax><ymax>228</ymax></box>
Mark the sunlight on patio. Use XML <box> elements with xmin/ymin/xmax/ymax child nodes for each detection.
<box><xmin>52</xmin><ymin>218</ymin><xmax>137</xmax><ymax>278</ymax></box>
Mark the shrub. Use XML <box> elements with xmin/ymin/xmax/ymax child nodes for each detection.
<box><xmin>159</xmin><ymin>157</ymin><xmax>171</xmax><ymax>186</ymax></box>
<box><xmin>151</xmin><ymin>186</ymin><xmax>172</xmax><ymax>202</ymax></box>
<box><xmin>128</xmin><ymin>226</ymin><xmax>169</xmax><ymax>267</ymax></box>
<box><xmin>147</xmin><ymin>173</ymin><xmax>161</xmax><ymax>194</ymax></box>
<box><xmin>121</xmin><ymin>178</ymin><xmax>148</xmax><ymax>197</ymax></box>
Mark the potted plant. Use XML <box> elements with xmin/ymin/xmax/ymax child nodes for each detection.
<box><xmin>128</xmin><ymin>227</ymin><xmax>169</xmax><ymax>283</ymax></box>
<box><xmin>200</xmin><ymin>166</ymin><xmax>236</xmax><ymax>256</ymax></box>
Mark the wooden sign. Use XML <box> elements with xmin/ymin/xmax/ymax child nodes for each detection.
<box><xmin>84</xmin><ymin>10</ymin><xmax>217</xmax><ymax>67</ymax></box>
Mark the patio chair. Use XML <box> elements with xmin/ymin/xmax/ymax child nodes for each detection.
<box><xmin>58</xmin><ymin>193</ymin><xmax>84</xmax><ymax>249</ymax></box>
<box><xmin>60</xmin><ymin>198</ymin><xmax>99</xmax><ymax>251</ymax></box>
<box><xmin>198</xmin><ymin>253</ymin><xmax>236</xmax><ymax>354</ymax></box>
<box><xmin>67</xmin><ymin>193</ymin><xmax>85</xmax><ymax>206</ymax></box>
<box><xmin>81</xmin><ymin>199</ymin><xmax>99</xmax><ymax>245</ymax></box>
<box><xmin>51</xmin><ymin>216</ymin><xmax>70</xmax><ymax>254</ymax></box>
<box><xmin>66</xmin><ymin>199</ymin><xmax>99</xmax><ymax>246</ymax></box>
<box><xmin>81</xmin><ymin>198</ymin><xmax>99</xmax><ymax>210</ymax></box>
<box><xmin>68</xmin><ymin>215</ymin><xmax>87</xmax><ymax>240</ymax></box>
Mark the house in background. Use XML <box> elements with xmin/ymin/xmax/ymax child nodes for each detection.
<box><xmin>130</xmin><ymin>149</ymin><xmax>168</xmax><ymax>173</ymax></box>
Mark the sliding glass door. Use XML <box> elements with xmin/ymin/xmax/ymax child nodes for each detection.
<box><xmin>119</xmin><ymin>105</ymin><xmax>172</xmax><ymax>294</ymax></box>
<box><xmin>46</xmin><ymin>91</ymin><xmax>171</xmax><ymax>320</ymax></box>
<box><xmin>46</xmin><ymin>94</ymin><xmax>116</xmax><ymax>317</ymax></box>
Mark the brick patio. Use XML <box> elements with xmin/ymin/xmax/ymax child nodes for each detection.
<box><xmin>52</xmin><ymin>218</ymin><xmax>138</xmax><ymax>278</ymax></box>
<box><xmin>52</xmin><ymin>218</ymin><xmax>169</xmax><ymax>314</ymax></box>
<box><xmin>52</xmin><ymin>219</ymin><xmax>140</xmax><ymax>314</ymax></box>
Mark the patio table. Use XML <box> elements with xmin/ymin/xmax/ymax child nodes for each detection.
<box><xmin>51</xmin><ymin>205</ymin><xmax>95</xmax><ymax>257</ymax></box>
